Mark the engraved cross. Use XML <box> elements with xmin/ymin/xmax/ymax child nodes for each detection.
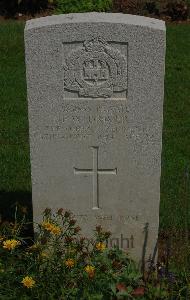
<box><xmin>74</xmin><ymin>147</ymin><xmax>117</xmax><ymax>210</ymax></box>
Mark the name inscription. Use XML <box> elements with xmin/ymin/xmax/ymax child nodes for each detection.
<box><xmin>40</xmin><ymin>102</ymin><xmax>128</xmax><ymax>143</ymax></box>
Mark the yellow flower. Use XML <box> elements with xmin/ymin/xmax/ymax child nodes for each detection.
<box><xmin>40</xmin><ymin>251</ymin><xmax>49</xmax><ymax>259</ymax></box>
<box><xmin>42</xmin><ymin>222</ymin><xmax>61</xmax><ymax>235</ymax></box>
<box><xmin>85</xmin><ymin>265</ymin><xmax>95</xmax><ymax>273</ymax></box>
<box><xmin>51</xmin><ymin>225</ymin><xmax>62</xmax><ymax>235</ymax></box>
<box><xmin>95</xmin><ymin>242</ymin><xmax>106</xmax><ymax>251</ymax></box>
<box><xmin>21</xmin><ymin>276</ymin><xmax>35</xmax><ymax>288</ymax></box>
<box><xmin>85</xmin><ymin>265</ymin><xmax>95</xmax><ymax>278</ymax></box>
<box><xmin>42</xmin><ymin>221</ymin><xmax>53</xmax><ymax>231</ymax></box>
<box><xmin>3</xmin><ymin>239</ymin><xmax>21</xmax><ymax>250</ymax></box>
<box><xmin>65</xmin><ymin>258</ymin><xmax>75</xmax><ymax>268</ymax></box>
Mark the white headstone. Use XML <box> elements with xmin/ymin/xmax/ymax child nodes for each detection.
<box><xmin>25</xmin><ymin>13</ymin><xmax>166</xmax><ymax>263</ymax></box>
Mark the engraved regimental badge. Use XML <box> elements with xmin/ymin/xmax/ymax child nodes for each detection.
<box><xmin>64</xmin><ymin>37</ymin><xmax>127</xmax><ymax>98</ymax></box>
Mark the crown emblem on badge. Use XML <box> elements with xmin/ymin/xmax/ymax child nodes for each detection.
<box><xmin>64</xmin><ymin>37</ymin><xmax>128</xmax><ymax>98</ymax></box>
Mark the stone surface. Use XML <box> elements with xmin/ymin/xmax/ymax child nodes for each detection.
<box><xmin>25</xmin><ymin>13</ymin><xmax>166</xmax><ymax>263</ymax></box>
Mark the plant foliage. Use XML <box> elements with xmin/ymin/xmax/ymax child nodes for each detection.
<box><xmin>166</xmin><ymin>0</ymin><xmax>189</xmax><ymax>20</ymax></box>
<box><xmin>113</xmin><ymin>0</ymin><xmax>190</xmax><ymax>20</ymax></box>
<box><xmin>0</xmin><ymin>0</ymin><xmax>53</xmax><ymax>17</ymax></box>
<box><xmin>0</xmin><ymin>207</ymin><xmax>190</xmax><ymax>299</ymax></box>
<box><xmin>56</xmin><ymin>0</ymin><xmax>112</xmax><ymax>13</ymax></box>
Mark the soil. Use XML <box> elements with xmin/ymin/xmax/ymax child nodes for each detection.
<box><xmin>0</xmin><ymin>8</ymin><xmax>54</xmax><ymax>22</ymax></box>
<box><xmin>158</xmin><ymin>229</ymin><xmax>190</xmax><ymax>268</ymax></box>
<box><xmin>0</xmin><ymin>9</ymin><xmax>190</xmax><ymax>24</ymax></box>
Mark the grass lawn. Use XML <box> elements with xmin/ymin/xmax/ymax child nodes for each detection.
<box><xmin>160</xmin><ymin>24</ymin><xmax>190</xmax><ymax>231</ymax></box>
<box><xmin>0</xmin><ymin>21</ymin><xmax>190</xmax><ymax>232</ymax></box>
<box><xmin>0</xmin><ymin>21</ymin><xmax>31</xmax><ymax>220</ymax></box>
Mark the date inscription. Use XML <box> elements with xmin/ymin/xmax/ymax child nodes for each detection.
<box><xmin>40</xmin><ymin>101</ymin><xmax>128</xmax><ymax>143</ymax></box>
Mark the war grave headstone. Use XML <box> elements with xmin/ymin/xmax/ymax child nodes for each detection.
<box><xmin>25</xmin><ymin>13</ymin><xmax>166</xmax><ymax>263</ymax></box>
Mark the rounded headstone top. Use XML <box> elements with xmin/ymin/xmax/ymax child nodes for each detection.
<box><xmin>25</xmin><ymin>13</ymin><xmax>165</xmax><ymax>31</ymax></box>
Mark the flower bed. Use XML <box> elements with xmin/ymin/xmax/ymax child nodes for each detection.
<box><xmin>0</xmin><ymin>207</ymin><xmax>189</xmax><ymax>299</ymax></box>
